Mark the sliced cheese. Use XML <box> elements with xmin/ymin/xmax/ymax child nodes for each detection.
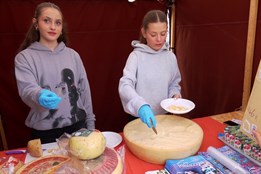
<box><xmin>123</xmin><ymin>115</ymin><xmax>204</xmax><ymax>164</ymax></box>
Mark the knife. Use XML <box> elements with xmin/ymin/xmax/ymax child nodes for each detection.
<box><xmin>150</xmin><ymin>118</ymin><xmax>158</xmax><ymax>135</ymax></box>
<box><xmin>5</xmin><ymin>149</ymin><xmax>46</xmax><ymax>155</ymax></box>
<box><xmin>5</xmin><ymin>150</ymin><xmax>27</xmax><ymax>155</ymax></box>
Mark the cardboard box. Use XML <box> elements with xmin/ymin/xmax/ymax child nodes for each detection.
<box><xmin>240</xmin><ymin>60</ymin><xmax>261</xmax><ymax>140</ymax></box>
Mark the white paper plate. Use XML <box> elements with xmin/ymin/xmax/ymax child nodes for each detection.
<box><xmin>102</xmin><ymin>131</ymin><xmax>122</xmax><ymax>148</ymax></box>
<box><xmin>160</xmin><ymin>98</ymin><xmax>195</xmax><ymax>114</ymax></box>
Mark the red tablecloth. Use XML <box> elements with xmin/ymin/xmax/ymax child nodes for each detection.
<box><xmin>0</xmin><ymin>116</ymin><xmax>225</xmax><ymax>174</ymax></box>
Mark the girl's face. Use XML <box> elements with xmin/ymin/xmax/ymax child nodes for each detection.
<box><xmin>34</xmin><ymin>7</ymin><xmax>63</xmax><ymax>47</ymax></box>
<box><xmin>142</xmin><ymin>22</ymin><xmax>167</xmax><ymax>51</ymax></box>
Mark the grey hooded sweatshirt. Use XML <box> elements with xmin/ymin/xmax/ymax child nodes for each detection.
<box><xmin>15</xmin><ymin>42</ymin><xmax>95</xmax><ymax>130</ymax></box>
<box><xmin>119</xmin><ymin>40</ymin><xmax>181</xmax><ymax>117</ymax></box>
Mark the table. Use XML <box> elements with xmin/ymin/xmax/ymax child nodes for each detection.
<box><xmin>211</xmin><ymin>110</ymin><xmax>244</xmax><ymax>123</ymax></box>
<box><xmin>0</xmin><ymin>116</ymin><xmax>226</xmax><ymax>174</ymax></box>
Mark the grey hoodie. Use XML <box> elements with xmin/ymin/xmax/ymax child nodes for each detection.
<box><xmin>15</xmin><ymin>42</ymin><xmax>95</xmax><ymax>130</ymax></box>
<box><xmin>119</xmin><ymin>40</ymin><xmax>181</xmax><ymax>117</ymax></box>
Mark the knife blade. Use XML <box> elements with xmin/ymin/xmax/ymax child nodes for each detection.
<box><xmin>5</xmin><ymin>149</ymin><xmax>47</xmax><ymax>155</ymax></box>
<box><xmin>150</xmin><ymin>118</ymin><xmax>158</xmax><ymax>134</ymax></box>
<box><xmin>5</xmin><ymin>150</ymin><xmax>27</xmax><ymax>155</ymax></box>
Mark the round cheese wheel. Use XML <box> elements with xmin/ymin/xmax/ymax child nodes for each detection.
<box><xmin>83</xmin><ymin>147</ymin><xmax>123</xmax><ymax>174</ymax></box>
<box><xmin>123</xmin><ymin>115</ymin><xmax>204</xmax><ymax>164</ymax></box>
<box><xmin>15</xmin><ymin>155</ymin><xmax>70</xmax><ymax>174</ymax></box>
<box><xmin>53</xmin><ymin>147</ymin><xmax>123</xmax><ymax>174</ymax></box>
<box><xmin>69</xmin><ymin>129</ymin><xmax>106</xmax><ymax>160</ymax></box>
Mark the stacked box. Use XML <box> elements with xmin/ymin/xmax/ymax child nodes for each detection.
<box><xmin>223</xmin><ymin>125</ymin><xmax>261</xmax><ymax>162</ymax></box>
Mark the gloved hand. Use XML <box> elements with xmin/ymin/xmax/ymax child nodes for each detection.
<box><xmin>38</xmin><ymin>89</ymin><xmax>61</xmax><ymax>109</ymax></box>
<box><xmin>138</xmin><ymin>105</ymin><xmax>156</xmax><ymax>128</ymax></box>
<box><xmin>173</xmin><ymin>94</ymin><xmax>182</xmax><ymax>99</ymax></box>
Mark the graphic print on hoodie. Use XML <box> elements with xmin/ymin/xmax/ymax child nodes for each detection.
<box><xmin>42</xmin><ymin>68</ymin><xmax>86</xmax><ymax>128</ymax></box>
<box><xmin>15</xmin><ymin>42</ymin><xmax>95</xmax><ymax>130</ymax></box>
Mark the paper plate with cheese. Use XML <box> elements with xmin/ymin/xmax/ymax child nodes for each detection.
<box><xmin>160</xmin><ymin>98</ymin><xmax>195</xmax><ymax>114</ymax></box>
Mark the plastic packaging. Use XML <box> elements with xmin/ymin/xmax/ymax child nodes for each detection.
<box><xmin>207</xmin><ymin>146</ymin><xmax>250</xmax><ymax>174</ymax></box>
<box><xmin>55</xmin><ymin>128</ymin><xmax>125</xmax><ymax>174</ymax></box>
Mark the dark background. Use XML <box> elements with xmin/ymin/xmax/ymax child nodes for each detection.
<box><xmin>0</xmin><ymin>0</ymin><xmax>260</xmax><ymax>149</ymax></box>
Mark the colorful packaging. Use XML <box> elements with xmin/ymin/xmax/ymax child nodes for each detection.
<box><xmin>165</xmin><ymin>155</ymin><xmax>223</xmax><ymax>174</ymax></box>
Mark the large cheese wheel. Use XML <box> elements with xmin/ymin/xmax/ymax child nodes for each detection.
<box><xmin>83</xmin><ymin>147</ymin><xmax>123</xmax><ymax>174</ymax></box>
<box><xmin>123</xmin><ymin>115</ymin><xmax>204</xmax><ymax>164</ymax></box>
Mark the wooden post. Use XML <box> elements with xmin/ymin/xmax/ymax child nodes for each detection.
<box><xmin>242</xmin><ymin>0</ymin><xmax>259</xmax><ymax>111</ymax></box>
<box><xmin>170</xmin><ymin>0</ymin><xmax>175</xmax><ymax>51</ymax></box>
<box><xmin>0</xmin><ymin>115</ymin><xmax>8</xmax><ymax>150</ymax></box>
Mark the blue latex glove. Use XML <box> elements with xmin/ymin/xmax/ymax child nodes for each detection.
<box><xmin>138</xmin><ymin>105</ymin><xmax>156</xmax><ymax>128</ymax></box>
<box><xmin>38</xmin><ymin>89</ymin><xmax>61</xmax><ymax>109</ymax></box>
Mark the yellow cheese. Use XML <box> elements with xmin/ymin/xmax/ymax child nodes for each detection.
<box><xmin>27</xmin><ymin>139</ymin><xmax>43</xmax><ymax>158</ymax></box>
<box><xmin>123</xmin><ymin>115</ymin><xmax>204</xmax><ymax>164</ymax></box>
<box><xmin>69</xmin><ymin>129</ymin><xmax>106</xmax><ymax>160</ymax></box>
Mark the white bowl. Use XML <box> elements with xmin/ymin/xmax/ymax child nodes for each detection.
<box><xmin>160</xmin><ymin>98</ymin><xmax>195</xmax><ymax>114</ymax></box>
<box><xmin>102</xmin><ymin>131</ymin><xmax>122</xmax><ymax>148</ymax></box>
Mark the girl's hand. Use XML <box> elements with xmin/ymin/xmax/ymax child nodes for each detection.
<box><xmin>172</xmin><ymin>94</ymin><xmax>182</xmax><ymax>99</ymax></box>
<box><xmin>138</xmin><ymin>105</ymin><xmax>156</xmax><ymax>128</ymax></box>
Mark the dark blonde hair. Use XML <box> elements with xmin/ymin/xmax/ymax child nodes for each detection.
<box><xmin>18</xmin><ymin>2</ymin><xmax>68</xmax><ymax>52</ymax></box>
<box><xmin>139</xmin><ymin>10</ymin><xmax>167</xmax><ymax>44</ymax></box>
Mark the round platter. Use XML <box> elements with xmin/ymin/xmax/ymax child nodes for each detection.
<box><xmin>16</xmin><ymin>155</ymin><xmax>70</xmax><ymax>174</ymax></box>
<box><xmin>102</xmin><ymin>131</ymin><xmax>122</xmax><ymax>148</ymax></box>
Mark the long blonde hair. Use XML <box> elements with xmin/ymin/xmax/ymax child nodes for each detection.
<box><xmin>17</xmin><ymin>2</ymin><xmax>68</xmax><ymax>52</ymax></box>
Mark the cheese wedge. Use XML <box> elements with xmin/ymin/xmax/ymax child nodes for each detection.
<box><xmin>27</xmin><ymin>139</ymin><xmax>43</xmax><ymax>158</ymax></box>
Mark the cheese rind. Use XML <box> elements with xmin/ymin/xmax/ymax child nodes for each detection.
<box><xmin>112</xmin><ymin>149</ymin><xmax>123</xmax><ymax>174</ymax></box>
<box><xmin>123</xmin><ymin>115</ymin><xmax>204</xmax><ymax>164</ymax></box>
